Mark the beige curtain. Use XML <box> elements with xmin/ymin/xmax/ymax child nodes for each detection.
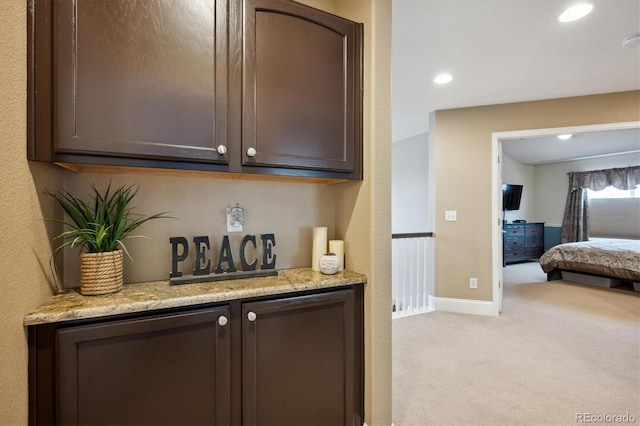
<box><xmin>560</xmin><ymin>166</ymin><xmax>640</xmax><ymax>243</ymax></box>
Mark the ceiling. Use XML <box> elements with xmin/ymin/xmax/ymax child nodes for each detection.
<box><xmin>501</xmin><ymin>127</ymin><xmax>640</xmax><ymax>165</ymax></box>
<box><xmin>391</xmin><ymin>0</ymin><xmax>640</xmax><ymax>159</ymax></box>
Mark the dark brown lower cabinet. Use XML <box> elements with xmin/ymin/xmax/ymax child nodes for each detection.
<box><xmin>28</xmin><ymin>285</ymin><xmax>363</xmax><ymax>425</ymax></box>
<box><xmin>56</xmin><ymin>307</ymin><xmax>231</xmax><ymax>425</ymax></box>
<box><xmin>243</xmin><ymin>290</ymin><xmax>359</xmax><ymax>425</ymax></box>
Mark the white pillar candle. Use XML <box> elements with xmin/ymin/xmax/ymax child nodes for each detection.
<box><xmin>311</xmin><ymin>227</ymin><xmax>327</xmax><ymax>271</ymax></box>
<box><xmin>329</xmin><ymin>240</ymin><xmax>344</xmax><ymax>271</ymax></box>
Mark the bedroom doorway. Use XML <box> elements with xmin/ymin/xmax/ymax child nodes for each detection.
<box><xmin>491</xmin><ymin>121</ymin><xmax>640</xmax><ymax>314</ymax></box>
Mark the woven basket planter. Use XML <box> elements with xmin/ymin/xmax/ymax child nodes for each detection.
<box><xmin>80</xmin><ymin>250</ymin><xmax>124</xmax><ymax>296</ymax></box>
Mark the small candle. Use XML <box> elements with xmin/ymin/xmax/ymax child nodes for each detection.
<box><xmin>329</xmin><ymin>240</ymin><xmax>344</xmax><ymax>271</ymax></box>
<box><xmin>312</xmin><ymin>227</ymin><xmax>327</xmax><ymax>271</ymax></box>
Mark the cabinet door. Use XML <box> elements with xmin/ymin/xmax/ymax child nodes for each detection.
<box><xmin>242</xmin><ymin>288</ymin><xmax>363</xmax><ymax>425</ymax></box>
<box><xmin>240</xmin><ymin>0</ymin><xmax>363</xmax><ymax>177</ymax></box>
<box><xmin>54</xmin><ymin>0</ymin><xmax>229</xmax><ymax>163</ymax></box>
<box><xmin>56</xmin><ymin>307</ymin><xmax>231</xmax><ymax>425</ymax></box>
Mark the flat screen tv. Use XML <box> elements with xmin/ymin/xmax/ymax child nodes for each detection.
<box><xmin>502</xmin><ymin>184</ymin><xmax>523</xmax><ymax>211</ymax></box>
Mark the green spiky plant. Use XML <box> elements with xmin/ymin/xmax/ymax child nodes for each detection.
<box><xmin>45</xmin><ymin>183</ymin><xmax>171</xmax><ymax>261</ymax></box>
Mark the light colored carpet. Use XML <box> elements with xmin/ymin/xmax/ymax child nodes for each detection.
<box><xmin>392</xmin><ymin>261</ymin><xmax>640</xmax><ymax>426</ymax></box>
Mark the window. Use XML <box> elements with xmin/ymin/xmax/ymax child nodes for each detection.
<box><xmin>587</xmin><ymin>185</ymin><xmax>639</xmax><ymax>199</ymax></box>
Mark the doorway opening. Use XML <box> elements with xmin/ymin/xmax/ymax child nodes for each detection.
<box><xmin>492</xmin><ymin>121</ymin><xmax>640</xmax><ymax>313</ymax></box>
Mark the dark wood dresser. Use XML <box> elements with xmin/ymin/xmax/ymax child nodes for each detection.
<box><xmin>503</xmin><ymin>222</ymin><xmax>545</xmax><ymax>265</ymax></box>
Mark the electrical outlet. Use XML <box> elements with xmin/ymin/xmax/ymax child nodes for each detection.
<box><xmin>469</xmin><ymin>277</ymin><xmax>478</xmax><ymax>289</ymax></box>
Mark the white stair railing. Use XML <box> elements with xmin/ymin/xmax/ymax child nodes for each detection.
<box><xmin>392</xmin><ymin>233</ymin><xmax>434</xmax><ymax>319</ymax></box>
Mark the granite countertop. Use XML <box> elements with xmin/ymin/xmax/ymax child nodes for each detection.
<box><xmin>24</xmin><ymin>268</ymin><xmax>367</xmax><ymax>326</ymax></box>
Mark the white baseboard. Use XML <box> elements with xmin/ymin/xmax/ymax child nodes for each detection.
<box><xmin>433</xmin><ymin>296</ymin><xmax>498</xmax><ymax>316</ymax></box>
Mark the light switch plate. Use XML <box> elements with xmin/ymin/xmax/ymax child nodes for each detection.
<box><xmin>445</xmin><ymin>210</ymin><xmax>457</xmax><ymax>222</ymax></box>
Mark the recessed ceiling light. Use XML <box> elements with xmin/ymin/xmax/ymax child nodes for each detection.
<box><xmin>558</xmin><ymin>3</ymin><xmax>593</xmax><ymax>23</ymax></box>
<box><xmin>433</xmin><ymin>73</ymin><xmax>453</xmax><ymax>84</ymax></box>
<box><xmin>557</xmin><ymin>134</ymin><xmax>573</xmax><ymax>140</ymax></box>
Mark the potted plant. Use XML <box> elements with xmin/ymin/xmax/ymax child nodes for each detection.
<box><xmin>46</xmin><ymin>183</ymin><xmax>170</xmax><ymax>296</ymax></box>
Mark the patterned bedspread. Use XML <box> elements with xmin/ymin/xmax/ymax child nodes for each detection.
<box><xmin>539</xmin><ymin>239</ymin><xmax>640</xmax><ymax>282</ymax></box>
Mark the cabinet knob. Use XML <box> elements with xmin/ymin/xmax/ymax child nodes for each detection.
<box><xmin>217</xmin><ymin>145</ymin><xmax>227</xmax><ymax>155</ymax></box>
<box><xmin>218</xmin><ymin>315</ymin><xmax>228</xmax><ymax>326</ymax></box>
<box><xmin>246</xmin><ymin>147</ymin><xmax>257</xmax><ymax>157</ymax></box>
<box><xmin>247</xmin><ymin>311</ymin><xmax>257</xmax><ymax>322</ymax></box>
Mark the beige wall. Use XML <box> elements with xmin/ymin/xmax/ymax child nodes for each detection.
<box><xmin>300</xmin><ymin>0</ymin><xmax>393</xmax><ymax>422</ymax></box>
<box><xmin>533</xmin><ymin>151</ymin><xmax>640</xmax><ymax>226</ymax></box>
<box><xmin>0</xmin><ymin>0</ymin><xmax>392</xmax><ymax>424</ymax></box>
<box><xmin>432</xmin><ymin>91</ymin><xmax>640</xmax><ymax>301</ymax></box>
<box><xmin>501</xmin><ymin>154</ymin><xmax>535</xmax><ymax>224</ymax></box>
<box><xmin>60</xmin><ymin>173</ymin><xmax>337</xmax><ymax>287</ymax></box>
<box><xmin>0</xmin><ymin>1</ymin><xmax>60</xmax><ymax>423</ymax></box>
<box><xmin>333</xmin><ymin>1</ymin><xmax>392</xmax><ymax>423</ymax></box>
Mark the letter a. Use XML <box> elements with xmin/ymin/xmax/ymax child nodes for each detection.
<box><xmin>215</xmin><ymin>235</ymin><xmax>237</xmax><ymax>274</ymax></box>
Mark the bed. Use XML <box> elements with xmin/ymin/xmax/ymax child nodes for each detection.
<box><xmin>539</xmin><ymin>239</ymin><xmax>640</xmax><ymax>288</ymax></box>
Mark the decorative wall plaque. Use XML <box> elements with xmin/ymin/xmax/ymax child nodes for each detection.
<box><xmin>169</xmin><ymin>233</ymin><xmax>277</xmax><ymax>285</ymax></box>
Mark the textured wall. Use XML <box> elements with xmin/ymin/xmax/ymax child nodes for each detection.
<box><xmin>333</xmin><ymin>0</ymin><xmax>393</xmax><ymax>424</ymax></box>
<box><xmin>298</xmin><ymin>0</ymin><xmax>393</xmax><ymax>422</ymax></box>
<box><xmin>392</xmin><ymin>132</ymin><xmax>430</xmax><ymax>233</ymax></box>
<box><xmin>501</xmin><ymin>154</ymin><xmax>535</xmax><ymax>224</ymax></box>
<box><xmin>0</xmin><ymin>1</ymin><xmax>61</xmax><ymax>423</ymax></box>
<box><xmin>433</xmin><ymin>91</ymin><xmax>640</xmax><ymax>302</ymax></box>
<box><xmin>0</xmin><ymin>0</ymin><xmax>392</xmax><ymax>424</ymax></box>
<box><xmin>533</xmin><ymin>151</ymin><xmax>640</xmax><ymax>226</ymax></box>
<box><xmin>59</xmin><ymin>173</ymin><xmax>336</xmax><ymax>287</ymax></box>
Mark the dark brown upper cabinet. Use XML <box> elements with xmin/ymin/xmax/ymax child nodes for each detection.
<box><xmin>27</xmin><ymin>0</ymin><xmax>363</xmax><ymax>181</ymax></box>
<box><xmin>239</xmin><ymin>0</ymin><xmax>363</xmax><ymax>178</ymax></box>
<box><xmin>28</xmin><ymin>0</ymin><xmax>230</xmax><ymax>165</ymax></box>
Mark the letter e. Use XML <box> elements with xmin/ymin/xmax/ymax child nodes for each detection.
<box><xmin>193</xmin><ymin>236</ymin><xmax>212</xmax><ymax>276</ymax></box>
<box><xmin>260</xmin><ymin>234</ymin><xmax>277</xmax><ymax>270</ymax></box>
